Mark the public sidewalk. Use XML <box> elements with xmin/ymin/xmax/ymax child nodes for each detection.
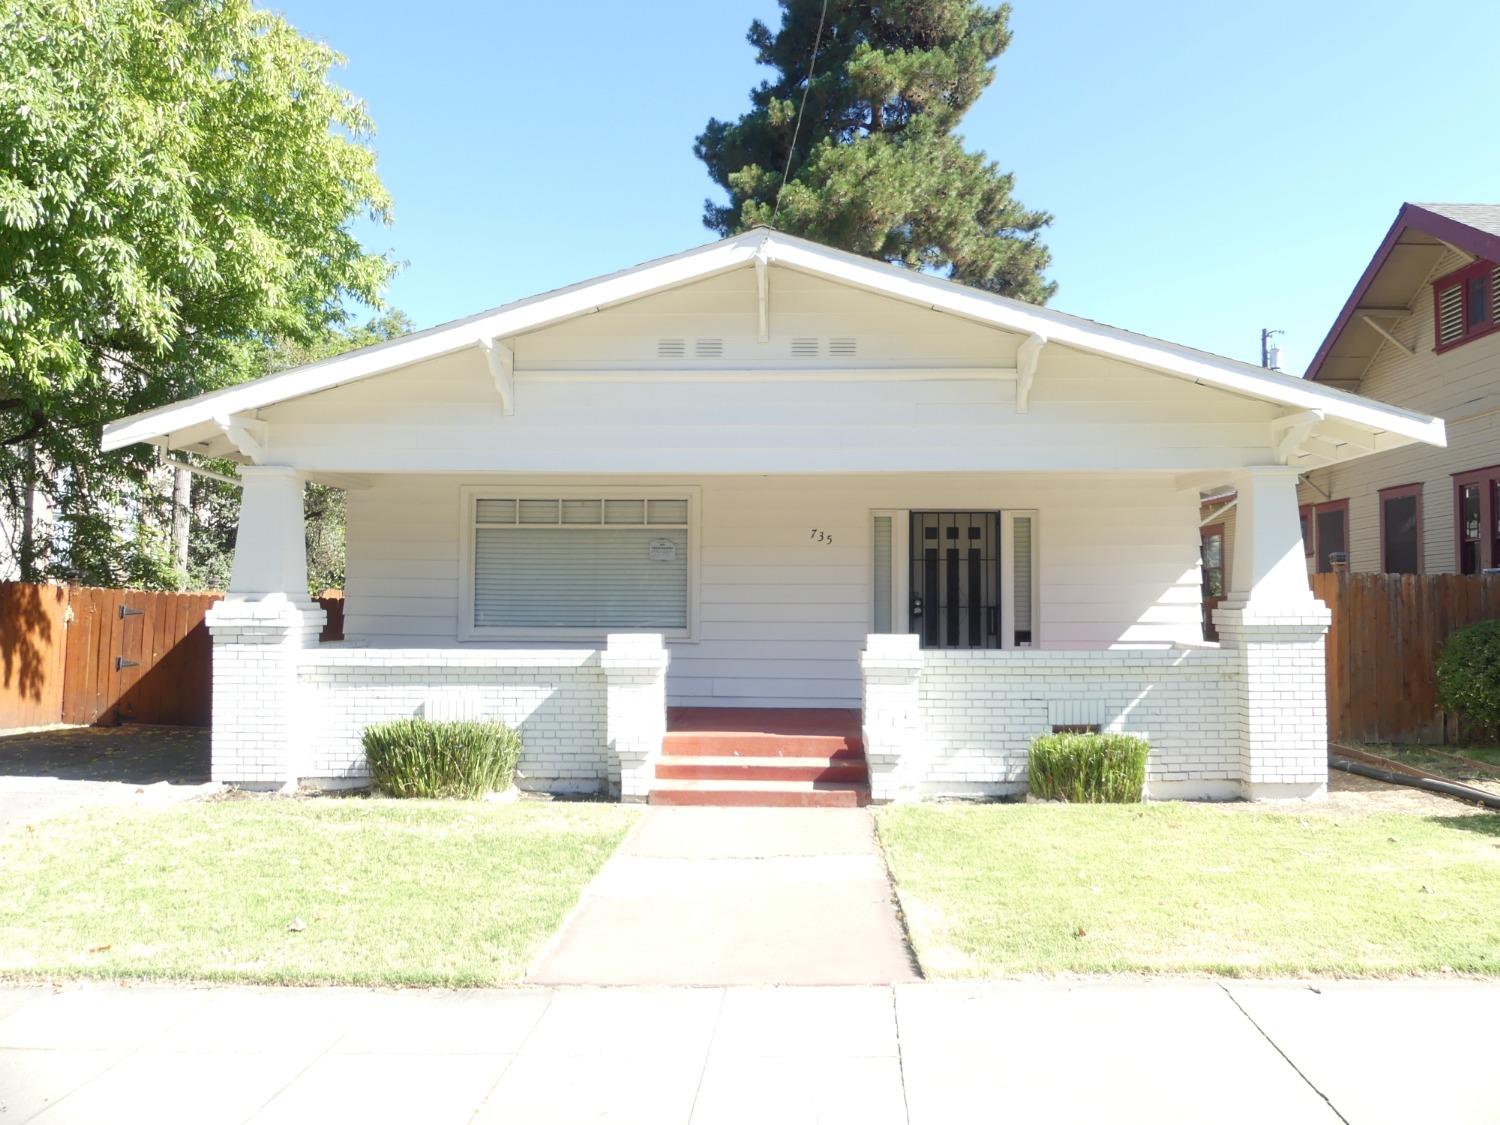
<box><xmin>1</xmin><ymin>979</ymin><xmax>1494</xmax><ymax>1124</ymax></box>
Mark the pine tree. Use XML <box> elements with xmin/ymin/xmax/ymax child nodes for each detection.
<box><xmin>696</xmin><ymin>0</ymin><xmax>1055</xmax><ymax>303</ymax></box>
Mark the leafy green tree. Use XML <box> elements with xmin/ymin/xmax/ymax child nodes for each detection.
<box><xmin>696</xmin><ymin>0</ymin><xmax>1054</xmax><ymax>302</ymax></box>
<box><xmin>0</xmin><ymin>0</ymin><xmax>393</xmax><ymax>584</ymax></box>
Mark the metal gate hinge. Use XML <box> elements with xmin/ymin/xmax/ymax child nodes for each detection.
<box><xmin>116</xmin><ymin>657</ymin><xmax>139</xmax><ymax>671</ymax></box>
<box><xmin>119</xmin><ymin>605</ymin><xmax>144</xmax><ymax>619</ymax></box>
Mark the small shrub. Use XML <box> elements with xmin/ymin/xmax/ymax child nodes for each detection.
<box><xmin>1027</xmin><ymin>732</ymin><xmax>1148</xmax><ymax>803</ymax></box>
<box><xmin>1436</xmin><ymin>620</ymin><xmax>1500</xmax><ymax>739</ymax></box>
<box><xmin>362</xmin><ymin>719</ymin><xmax>522</xmax><ymax>799</ymax></box>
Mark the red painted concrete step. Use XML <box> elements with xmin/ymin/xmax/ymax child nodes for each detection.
<box><xmin>649</xmin><ymin>779</ymin><xmax>871</xmax><ymax>808</ymax></box>
<box><xmin>662</xmin><ymin>707</ymin><xmax>864</xmax><ymax>759</ymax></box>
<box><xmin>654</xmin><ymin>756</ymin><xmax>869</xmax><ymax>783</ymax></box>
<box><xmin>653</xmin><ymin>707</ymin><xmax>870</xmax><ymax>807</ymax></box>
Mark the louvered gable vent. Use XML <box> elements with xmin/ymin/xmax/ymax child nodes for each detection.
<box><xmin>694</xmin><ymin>337</ymin><xmax>724</xmax><ymax>358</ymax></box>
<box><xmin>829</xmin><ymin>337</ymin><xmax>857</xmax><ymax>357</ymax></box>
<box><xmin>1437</xmin><ymin>283</ymin><xmax>1465</xmax><ymax>347</ymax></box>
<box><xmin>791</xmin><ymin>337</ymin><xmax>819</xmax><ymax>357</ymax></box>
<box><xmin>657</xmin><ymin>338</ymin><xmax>686</xmax><ymax>359</ymax></box>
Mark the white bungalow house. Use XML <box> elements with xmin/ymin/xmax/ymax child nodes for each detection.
<box><xmin>102</xmin><ymin>229</ymin><xmax>1446</xmax><ymax>804</ymax></box>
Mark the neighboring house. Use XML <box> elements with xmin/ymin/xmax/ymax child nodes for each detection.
<box><xmin>1297</xmin><ymin>203</ymin><xmax>1500</xmax><ymax>575</ymax></box>
<box><xmin>101</xmin><ymin>230</ymin><xmax>1444</xmax><ymax>804</ymax></box>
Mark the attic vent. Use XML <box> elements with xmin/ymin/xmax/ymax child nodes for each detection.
<box><xmin>694</xmin><ymin>337</ymin><xmax>724</xmax><ymax>358</ymax></box>
<box><xmin>1492</xmin><ymin>267</ymin><xmax>1500</xmax><ymax>323</ymax></box>
<box><xmin>1437</xmin><ymin>284</ymin><xmax>1464</xmax><ymax>347</ymax></box>
<box><xmin>657</xmin><ymin>338</ymin><xmax>687</xmax><ymax>359</ymax></box>
<box><xmin>791</xmin><ymin>337</ymin><xmax>819</xmax><ymax>358</ymax></box>
<box><xmin>828</xmin><ymin>337</ymin><xmax>857</xmax><ymax>357</ymax></box>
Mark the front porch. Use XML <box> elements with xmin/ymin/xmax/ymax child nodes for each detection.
<box><xmin>203</xmin><ymin>463</ymin><xmax>1333</xmax><ymax>803</ymax></box>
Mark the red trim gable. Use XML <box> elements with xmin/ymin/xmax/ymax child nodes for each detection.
<box><xmin>1305</xmin><ymin>204</ymin><xmax>1500</xmax><ymax>383</ymax></box>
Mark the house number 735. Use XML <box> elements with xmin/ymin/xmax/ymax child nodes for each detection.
<box><xmin>810</xmin><ymin>529</ymin><xmax>834</xmax><ymax>544</ymax></box>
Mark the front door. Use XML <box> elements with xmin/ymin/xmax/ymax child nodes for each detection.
<box><xmin>908</xmin><ymin>512</ymin><xmax>1002</xmax><ymax>648</ymax></box>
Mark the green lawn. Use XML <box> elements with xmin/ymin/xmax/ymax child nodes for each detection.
<box><xmin>876</xmin><ymin>802</ymin><xmax>1500</xmax><ymax>978</ymax></box>
<box><xmin>0</xmin><ymin>799</ymin><xmax>637</xmax><ymax>986</ymax></box>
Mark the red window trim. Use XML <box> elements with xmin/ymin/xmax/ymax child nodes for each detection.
<box><xmin>1377</xmin><ymin>483</ymin><xmax>1424</xmax><ymax>574</ymax></box>
<box><xmin>1452</xmin><ymin>465</ymin><xmax>1500</xmax><ymax>573</ymax></box>
<box><xmin>1200</xmin><ymin>522</ymin><xmax>1226</xmax><ymax>583</ymax></box>
<box><xmin>1432</xmin><ymin>259</ymin><xmax>1499</xmax><ymax>354</ymax></box>
<box><xmin>1304</xmin><ymin>498</ymin><xmax>1350</xmax><ymax>573</ymax></box>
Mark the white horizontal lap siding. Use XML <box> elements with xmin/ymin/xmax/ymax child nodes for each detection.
<box><xmin>342</xmin><ymin>473</ymin><xmax>1204</xmax><ymax>709</ymax></box>
<box><xmin>256</xmin><ymin>270</ymin><xmax>1283</xmax><ymax>475</ymax></box>
<box><xmin>1298</xmin><ymin>249</ymin><xmax>1500</xmax><ymax>576</ymax></box>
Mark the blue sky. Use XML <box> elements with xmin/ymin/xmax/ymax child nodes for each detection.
<box><xmin>278</xmin><ymin>0</ymin><xmax>1500</xmax><ymax>375</ymax></box>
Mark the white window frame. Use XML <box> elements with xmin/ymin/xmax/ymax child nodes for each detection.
<box><xmin>869</xmin><ymin>507</ymin><xmax>1038</xmax><ymax>648</ymax></box>
<box><xmin>869</xmin><ymin>509</ymin><xmax>911</xmax><ymax>635</ymax></box>
<box><xmin>1001</xmin><ymin>509</ymin><xmax>1040</xmax><ymax>649</ymax></box>
<box><xmin>458</xmin><ymin>484</ymin><xmax>701</xmax><ymax>642</ymax></box>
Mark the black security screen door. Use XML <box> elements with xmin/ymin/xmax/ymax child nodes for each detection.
<box><xmin>909</xmin><ymin>512</ymin><xmax>1002</xmax><ymax>648</ymax></box>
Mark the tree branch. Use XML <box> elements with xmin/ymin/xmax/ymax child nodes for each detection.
<box><xmin>2</xmin><ymin>412</ymin><xmax>46</xmax><ymax>447</ymax></box>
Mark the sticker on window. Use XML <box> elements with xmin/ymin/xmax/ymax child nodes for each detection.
<box><xmin>648</xmin><ymin>538</ymin><xmax>678</xmax><ymax>562</ymax></box>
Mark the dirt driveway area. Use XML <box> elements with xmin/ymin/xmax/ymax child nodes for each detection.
<box><xmin>0</xmin><ymin>725</ymin><xmax>213</xmax><ymax>830</ymax></box>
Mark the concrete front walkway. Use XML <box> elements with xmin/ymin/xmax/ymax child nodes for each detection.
<box><xmin>529</xmin><ymin>807</ymin><xmax>918</xmax><ymax>985</ymax></box>
<box><xmin>2</xmin><ymin>980</ymin><xmax>1495</xmax><ymax>1124</ymax></box>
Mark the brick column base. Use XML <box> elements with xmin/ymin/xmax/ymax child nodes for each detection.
<box><xmin>1214</xmin><ymin>599</ymin><xmax>1331</xmax><ymax>801</ymax></box>
<box><xmin>601</xmin><ymin>633</ymin><xmax>669</xmax><ymax>803</ymax></box>
<box><xmin>860</xmin><ymin>634</ymin><xmax>925</xmax><ymax>803</ymax></box>
<box><xmin>206</xmin><ymin>596</ymin><xmax>326</xmax><ymax>790</ymax></box>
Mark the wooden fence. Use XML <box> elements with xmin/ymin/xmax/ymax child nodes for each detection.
<box><xmin>0</xmin><ymin>583</ymin><xmax>343</xmax><ymax>729</ymax></box>
<box><xmin>1313</xmin><ymin>572</ymin><xmax>1500</xmax><ymax>744</ymax></box>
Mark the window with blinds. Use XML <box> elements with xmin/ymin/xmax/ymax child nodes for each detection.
<box><xmin>471</xmin><ymin>496</ymin><xmax>689</xmax><ymax>630</ymax></box>
<box><xmin>1434</xmin><ymin>261</ymin><xmax>1500</xmax><ymax>351</ymax></box>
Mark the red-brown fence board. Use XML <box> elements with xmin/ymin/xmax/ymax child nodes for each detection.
<box><xmin>0</xmin><ymin>582</ymin><xmax>69</xmax><ymax>728</ymax></box>
<box><xmin>1312</xmin><ymin>572</ymin><xmax>1500</xmax><ymax>744</ymax></box>
<box><xmin>0</xmin><ymin>583</ymin><xmax>346</xmax><ymax>730</ymax></box>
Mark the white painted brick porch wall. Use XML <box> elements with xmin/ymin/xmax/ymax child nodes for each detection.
<box><xmin>296</xmin><ymin>648</ymin><xmax>610</xmax><ymax>794</ymax></box>
<box><xmin>912</xmin><ymin>648</ymin><xmax>1241</xmax><ymax>799</ymax></box>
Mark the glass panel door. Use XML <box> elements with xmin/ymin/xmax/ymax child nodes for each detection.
<box><xmin>908</xmin><ymin>512</ymin><xmax>1001</xmax><ymax>648</ymax></box>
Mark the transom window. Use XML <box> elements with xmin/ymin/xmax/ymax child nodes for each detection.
<box><xmin>462</xmin><ymin>490</ymin><xmax>695</xmax><ymax>637</ymax></box>
<box><xmin>1433</xmin><ymin>260</ymin><xmax>1500</xmax><ymax>352</ymax></box>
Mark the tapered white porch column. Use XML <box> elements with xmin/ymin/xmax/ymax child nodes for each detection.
<box><xmin>1212</xmin><ymin>465</ymin><xmax>1329</xmax><ymax>800</ymax></box>
<box><xmin>204</xmin><ymin>466</ymin><xmax>326</xmax><ymax>789</ymax></box>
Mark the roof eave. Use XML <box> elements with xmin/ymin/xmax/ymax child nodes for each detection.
<box><xmin>101</xmin><ymin>227</ymin><xmax>1447</xmax><ymax>456</ymax></box>
<box><xmin>1305</xmin><ymin>203</ymin><xmax>1500</xmax><ymax>384</ymax></box>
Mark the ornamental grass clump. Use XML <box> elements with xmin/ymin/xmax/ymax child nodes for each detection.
<box><xmin>1436</xmin><ymin>620</ymin><xmax>1500</xmax><ymax>740</ymax></box>
<box><xmin>362</xmin><ymin>719</ymin><xmax>521</xmax><ymax>799</ymax></box>
<box><xmin>1027</xmin><ymin>732</ymin><xmax>1149</xmax><ymax>803</ymax></box>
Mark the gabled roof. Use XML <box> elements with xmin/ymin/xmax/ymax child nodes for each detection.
<box><xmin>1305</xmin><ymin>202</ymin><xmax>1500</xmax><ymax>388</ymax></box>
<box><xmin>102</xmin><ymin>227</ymin><xmax>1446</xmax><ymax>454</ymax></box>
